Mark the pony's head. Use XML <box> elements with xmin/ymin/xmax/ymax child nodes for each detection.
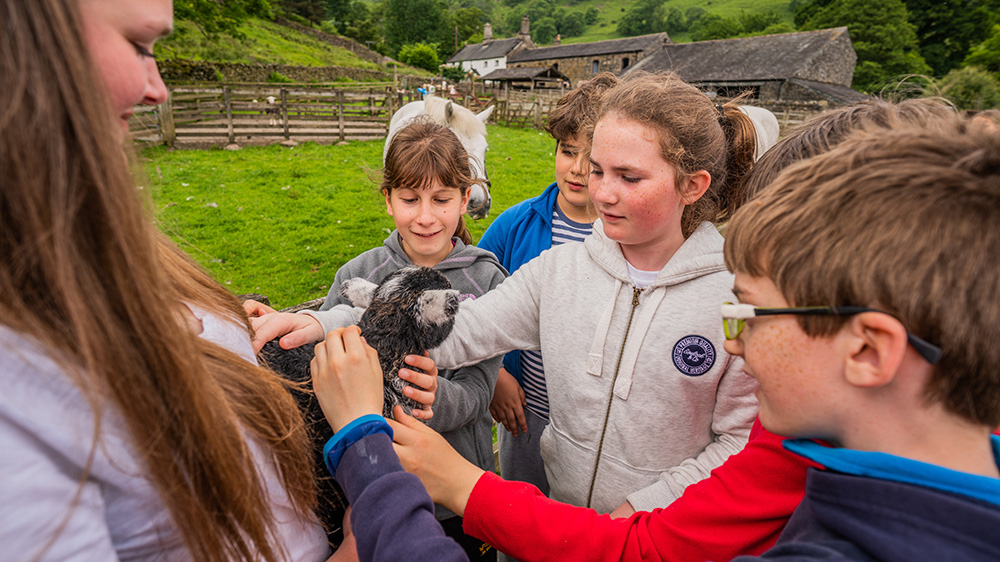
<box><xmin>386</xmin><ymin>96</ymin><xmax>495</xmax><ymax>219</ymax></box>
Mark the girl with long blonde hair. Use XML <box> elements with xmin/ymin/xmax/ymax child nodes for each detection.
<box><xmin>0</xmin><ymin>0</ymin><xmax>329</xmax><ymax>560</ymax></box>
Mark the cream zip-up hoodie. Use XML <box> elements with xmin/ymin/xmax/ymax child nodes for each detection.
<box><xmin>431</xmin><ymin>221</ymin><xmax>758</xmax><ymax>513</ymax></box>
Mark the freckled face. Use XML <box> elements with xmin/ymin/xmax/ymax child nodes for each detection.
<box><xmin>385</xmin><ymin>179</ymin><xmax>469</xmax><ymax>268</ymax></box>
<box><xmin>554</xmin><ymin>135</ymin><xmax>594</xmax><ymax>223</ymax></box>
<box><xmin>723</xmin><ymin>273</ymin><xmax>845</xmax><ymax>439</ymax></box>
<box><xmin>588</xmin><ymin>116</ymin><xmax>688</xmax><ymax>270</ymax></box>
<box><xmin>79</xmin><ymin>0</ymin><xmax>173</xmax><ymax>137</ymax></box>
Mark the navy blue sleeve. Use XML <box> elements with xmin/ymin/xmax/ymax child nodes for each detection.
<box><xmin>336</xmin><ymin>433</ymin><xmax>469</xmax><ymax>562</ymax></box>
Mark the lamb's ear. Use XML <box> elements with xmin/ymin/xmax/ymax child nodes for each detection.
<box><xmin>339</xmin><ymin>278</ymin><xmax>378</xmax><ymax>308</ymax></box>
<box><xmin>416</xmin><ymin>289</ymin><xmax>460</xmax><ymax>328</ymax></box>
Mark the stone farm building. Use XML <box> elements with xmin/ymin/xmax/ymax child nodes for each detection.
<box><xmin>506</xmin><ymin>32</ymin><xmax>671</xmax><ymax>86</ymax></box>
<box><xmin>446</xmin><ymin>20</ymin><xmax>535</xmax><ymax>77</ymax></box>
<box><xmin>623</xmin><ymin>27</ymin><xmax>866</xmax><ymax>104</ymax></box>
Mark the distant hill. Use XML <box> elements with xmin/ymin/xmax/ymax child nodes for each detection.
<box><xmin>478</xmin><ymin>0</ymin><xmax>795</xmax><ymax>46</ymax></box>
<box><xmin>158</xmin><ymin>17</ymin><xmax>384</xmax><ymax>70</ymax></box>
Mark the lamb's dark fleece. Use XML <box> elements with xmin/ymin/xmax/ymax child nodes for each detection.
<box><xmin>256</xmin><ymin>266</ymin><xmax>459</xmax><ymax>545</ymax></box>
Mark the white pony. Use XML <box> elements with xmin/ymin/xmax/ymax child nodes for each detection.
<box><xmin>385</xmin><ymin>95</ymin><xmax>495</xmax><ymax>219</ymax></box>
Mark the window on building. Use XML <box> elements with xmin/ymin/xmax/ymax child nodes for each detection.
<box><xmin>495</xmin><ymin>60</ymin><xmax>499</xmax><ymax>66</ymax></box>
<box><xmin>622</xmin><ymin>57</ymin><xmax>630</xmax><ymax>70</ymax></box>
<box><xmin>553</xmin><ymin>63</ymin><xmax>559</xmax><ymax>71</ymax></box>
<box><xmin>592</xmin><ymin>60</ymin><xmax>599</xmax><ymax>74</ymax></box>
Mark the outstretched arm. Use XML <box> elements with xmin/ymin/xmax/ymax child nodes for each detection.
<box><xmin>431</xmin><ymin>257</ymin><xmax>547</xmax><ymax>370</ymax></box>
<box><xmin>392</xmin><ymin>407</ymin><xmax>812</xmax><ymax>562</ymax></box>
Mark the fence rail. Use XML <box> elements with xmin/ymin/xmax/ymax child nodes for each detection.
<box><xmin>129</xmin><ymin>85</ymin><xmax>427</xmax><ymax>147</ymax></box>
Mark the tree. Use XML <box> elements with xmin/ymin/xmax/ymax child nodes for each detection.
<box><xmin>799</xmin><ymin>0</ymin><xmax>930</xmax><ymax>92</ymax></box>
<box><xmin>965</xmin><ymin>24</ymin><xmax>1000</xmax><ymax>78</ymax></box>
<box><xmin>174</xmin><ymin>0</ymin><xmax>272</xmax><ymax>37</ymax></box>
<box><xmin>930</xmin><ymin>66</ymin><xmax>1000</xmax><ymax>109</ymax></box>
<box><xmin>280</xmin><ymin>0</ymin><xmax>326</xmax><ymax>23</ymax></box>
<box><xmin>384</xmin><ymin>0</ymin><xmax>449</xmax><ymax>56</ymax></box>
<box><xmin>902</xmin><ymin>0</ymin><xmax>999</xmax><ymax>76</ymax></box>
<box><xmin>617</xmin><ymin>0</ymin><xmax>666</xmax><ymax>36</ymax></box>
<box><xmin>690</xmin><ymin>14</ymin><xmax>742</xmax><ymax>41</ymax></box>
<box><xmin>559</xmin><ymin>12</ymin><xmax>586</xmax><ymax>38</ymax></box>
<box><xmin>584</xmin><ymin>7</ymin><xmax>599</xmax><ymax>25</ymax></box>
<box><xmin>398</xmin><ymin>42</ymin><xmax>440</xmax><ymax>72</ymax></box>
<box><xmin>533</xmin><ymin>17</ymin><xmax>557</xmax><ymax>44</ymax></box>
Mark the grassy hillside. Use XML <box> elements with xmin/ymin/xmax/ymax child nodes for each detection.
<box><xmin>158</xmin><ymin>18</ymin><xmax>382</xmax><ymax>69</ymax></box>
<box><xmin>499</xmin><ymin>0</ymin><xmax>795</xmax><ymax>45</ymax></box>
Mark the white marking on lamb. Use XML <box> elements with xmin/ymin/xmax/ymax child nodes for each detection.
<box><xmin>340</xmin><ymin>278</ymin><xmax>378</xmax><ymax>308</ymax></box>
<box><xmin>416</xmin><ymin>289</ymin><xmax>459</xmax><ymax>328</ymax></box>
<box><xmin>375</xmin><ymin>275</ymin><xmax>406</xmax><ymax>301</ymax></box>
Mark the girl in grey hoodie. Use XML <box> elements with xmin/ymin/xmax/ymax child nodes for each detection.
<box><xmin>249</xmin><ymin>120</ymin><xmax>506</xmax><ymax>560</ymax></box>
<box><xmin>429</xmin><ymin>73</ymin><xmax>761</xmax><ymax>518</ymax></box>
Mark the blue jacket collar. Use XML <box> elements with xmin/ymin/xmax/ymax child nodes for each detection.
<box><xmin>785</xmin><ymin>436</ymin><xmax>1000</xmax><ymax>507</ymax></box>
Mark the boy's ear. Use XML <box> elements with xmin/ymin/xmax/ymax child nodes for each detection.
<box><xmin>842</xmin><ymin>312</ymin><xmax>909</xmax><ymax>389</ymax></box>
<box><xmin>681</xmin><ymin>170</ymin><xmax>712</xmax><ymax>205</ymax></box>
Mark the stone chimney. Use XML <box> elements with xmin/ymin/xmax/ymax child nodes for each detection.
<box><xmin>483</xmin><ymin>22</ymin><xmax>493</xmax><ymax>43</ymax></box>
<box><xmin>553</xmin><ymin>34</ymin><xmax>561</xmax><ymax>46</ymax></box>
<box><xmin>518</xmin><ymin>15</ymin><xmax>530</xmax><ymax>39</ymax></box>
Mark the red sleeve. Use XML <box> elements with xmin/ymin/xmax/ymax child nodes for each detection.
<box><xmin>464</xmin><ymin>419</ymin><xmax>819</xmax><ymax>562</ymax></box>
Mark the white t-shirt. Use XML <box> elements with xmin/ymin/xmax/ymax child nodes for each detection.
<box><xmin>0</xmin><ymin>317</ymin><xmax>328</xmax><ymax>561</ymax></box>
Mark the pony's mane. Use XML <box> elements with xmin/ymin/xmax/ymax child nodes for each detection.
<box><xmin>423</xmin><ymin>95</ymin><xmax>487</xmax><ymax>139</ymax></box>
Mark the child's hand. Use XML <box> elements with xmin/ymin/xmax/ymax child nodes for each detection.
<box><xmin>489</xmin><ymin>368</ymin><xmax>528</xmax><ymax>435</ymax></box>
<box><xmin>311</xmin><ymin>326</ymin><xmax>385</xmax><ymax>433</ymax></box>
<box><xmin>250</xmin><ymin>311</ymin><xmax>324</xmax><ymax>353</ymax></box>
<box><xmin>243</xmin><ymin>299</ymin><xmax>277</xmax><ymax>318</ymax></box>
<box><xmin>399</xmin><ymin>352</ymin><xmax>438</xmax><ymax>421</ymax></box>
<box><xmin>389</xmin><ymin>406</ymin><xmax>485</xmax><ymax>516</ymax></box>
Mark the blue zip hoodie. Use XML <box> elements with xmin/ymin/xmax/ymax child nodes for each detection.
<box><xmin>477</xmin><ymin>182</ymin><xmax>559</xmax><ymax>385</ymax></box>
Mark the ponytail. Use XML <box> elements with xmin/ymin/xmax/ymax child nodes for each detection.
<box><xmin>713</xmin><ymin>104</ymin><xmax>757</xmax><ymax>223</ymax></box>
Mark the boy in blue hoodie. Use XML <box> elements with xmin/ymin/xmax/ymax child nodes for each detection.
<box><xmin>720</xmin><ymin>117</ymin><xmax>1000</xmax><ymax>561</ymax></box>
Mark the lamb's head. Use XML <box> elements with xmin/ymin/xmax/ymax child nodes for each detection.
<box><xmin>340</xmin><ymin>266</ymin><xmax>459</xmax><ymax>350</ymax></box>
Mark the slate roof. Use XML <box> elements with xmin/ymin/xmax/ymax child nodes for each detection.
<box><xmin>508</xmin><ymin>32</ymin><xmax>670</xmax><ymax>63</ymax></box>
<box><xmin>789</xmin><ymin>78</ymin><xmax>871</xmax><ymax>103</ymax></box>
<box><xmin>624</xmin><ymin>27</ymin><xmax>854</xmax><ymax>85</ymax></box>
<box><xmin>447</xmin><ymin>37</ymin><xmax>525</xmax><ymax>63</ymax></box>
<box><xmin>480</xmin><ymin>66</ymin><xmax>569</xmax><ymax>81</ymax></box>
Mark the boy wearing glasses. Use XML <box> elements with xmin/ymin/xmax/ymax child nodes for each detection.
<box><xmin>715</xmin><ymin>118</ymin><xmax>1000</xmax><ymax>560</ymax></box>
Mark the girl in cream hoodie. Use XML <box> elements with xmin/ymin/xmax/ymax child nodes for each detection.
<box><xmin>430</xmin><ymin>73</ymin><xmax>760</xmax><ymax>516</ymax></box>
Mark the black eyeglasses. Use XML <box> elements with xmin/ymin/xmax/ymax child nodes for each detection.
<box><xmin>721</xmin><ymin>303</ymin><xmax>942</xmax><ymax>364</ymax></box>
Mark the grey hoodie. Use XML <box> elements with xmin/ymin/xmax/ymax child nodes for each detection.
<box><xmin>431</xmin><ymin>221</ymin><xmax>758</xmax><ymax>514</ymax></box>
<box><xmin>304</xmin><ymin>231</ymin><xmax>507</xmax><ymax>520</ymax></box>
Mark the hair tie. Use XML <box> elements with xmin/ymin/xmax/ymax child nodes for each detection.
<box><xmin>716</xmin><ymin>104</ymin><xmax>727</xmax><ymax>120</ymax></box>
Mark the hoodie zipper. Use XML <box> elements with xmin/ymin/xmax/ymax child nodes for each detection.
<box><xmin>586</xmin><ymin>285</ymin><xmax>643</xmax><ymax>508</ymax></box>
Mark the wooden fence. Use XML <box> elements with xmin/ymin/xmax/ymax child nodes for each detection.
<box><xmin>127</xmin><ymin>84</ymin><xmax>831</xmax><ymax>147</ymax></box>
<box><xmin>129</xmin><ymin>84</ymin><xmax>426</xmax><ymax>148</ymax></box>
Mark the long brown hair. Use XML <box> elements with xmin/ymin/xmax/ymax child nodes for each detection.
<box><xmin>0</xmin><ymin>1</ymin><xmax>314</xmax><ymax>560</ymax></box>
<box><xmin>590</xmin><ymin>72</ymin><xmax>757</xmax><ymax>236</ymax></box>
<box><xmin>381</xmin><ymin>118</ymin><xmax>479</xmax><ymax>245</ymax></box>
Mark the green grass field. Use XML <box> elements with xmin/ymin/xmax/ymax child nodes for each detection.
<box><xmin>144</xmin><ymin>125</ymin><xmax>554</xmax><ymax>308</ymax></box>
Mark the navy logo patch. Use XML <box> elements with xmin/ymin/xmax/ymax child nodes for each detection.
<box><xmin>672</xmin><ymin>335</ymin><xmax>716</xmax><ymax>376</ymax></box>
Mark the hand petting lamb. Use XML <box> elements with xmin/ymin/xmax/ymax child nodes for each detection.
<box><xmin>259</xmin><ymin>265</ymin><xmax>458</xmax><ymax>418</ymax></box>
<box><xmin>340</xmin><ymin>265</ymin><xmax>459</xmax><ymax>416</ymax></box>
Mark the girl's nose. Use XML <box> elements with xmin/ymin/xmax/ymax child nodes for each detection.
<box><xmin>144</xmin><ymin>62</ymin><xmax>168</xmax><ymax>106</ymax></box>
